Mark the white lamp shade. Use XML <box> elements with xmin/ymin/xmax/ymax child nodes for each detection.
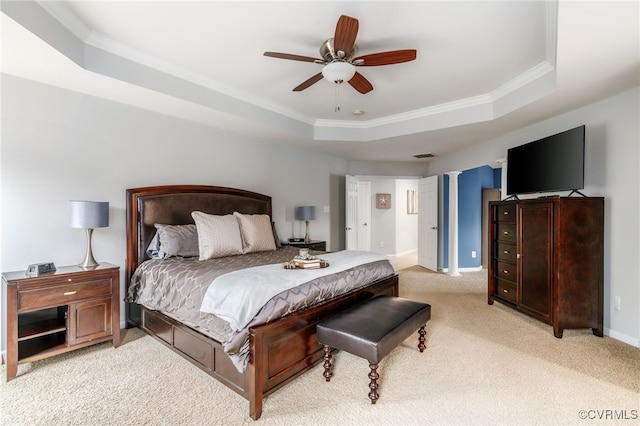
<box><xmin>69</xmin><ymin>201</ymin><xmax>109</xmax><ymax>229</ymax></box>
<box><xmin>321</xmin><ymin>62</ymin><xmax>356</xmax><ymax>84</ymax></box>
<box><xmin>295</xmin><ymin>206</ymin><xmax>316</xmax><ymax>221</ymax></box>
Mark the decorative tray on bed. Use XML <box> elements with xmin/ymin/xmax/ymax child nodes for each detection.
<box><xmin>283</xmin><ymin>257</ymin><xmax>329</xmax><ymax>270</ymax></box>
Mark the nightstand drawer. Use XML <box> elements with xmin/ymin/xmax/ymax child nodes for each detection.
<box><xmin>284</xmin><ymin>240</ymin><xmax>326</xmax><ymax>251</ymax></box>
<box><xmin>18</xmin><ymin>279</ymin><xmax>112</xmax><ymax>312</ymax></box>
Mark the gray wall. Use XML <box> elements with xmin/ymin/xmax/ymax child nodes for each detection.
<box><xmin>427</xmin><ymin>88</ymin><xmax>640</xmax><ymax>347</ymax></box>
<box><xmin>2</xmin><ymin>75</ymin><xmax>638</xmax><ymax>352</ymax></box>
<box><xmin>0</xmin><ymin>75</ymin><xmax>349</xmax><ymax>344</ymax></box>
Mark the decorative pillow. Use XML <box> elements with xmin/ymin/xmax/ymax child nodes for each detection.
<box><xmin>234</xmin><ymin>212</ymin><xmax>277</xmax><ymax>253</ymax></box>
<box><xmin>191</xmin><ymin>211</ymin><xmax>244</xmax><ymax>260</ymax></box>
<box><xmin>146</xmin><ymin>224</ymin><xmax>198</xmax><ymax>259</ymax></box>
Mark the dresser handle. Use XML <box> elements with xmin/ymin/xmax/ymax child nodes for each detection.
<box><xmin>503</xmin><ymin>270</ymin><xmax>509</xmax><ymax>274</ymax></box>
<box><xmin>503</xmin><ymin>231</ymin><xmax>509</xmax><ymax>235</ymax></box>
<box><xmin>503</xmin><ymin>250</ymin><xmax>509</xmax><ymax>254</ymax></box>
<box><xmin>503</xmin><ymin>289</ymin><xmax>509</xmax><ymax>293</ymax></box>
<box><xmin>63</xmin><ymin>291</ymin><xmax>77</xmax><ymax>296</ymax></box>
<box><xmin>503</xmin><ymin>211</ymin><xmax>509</xmax><ymax>215</ymax></box>
<box><xmin>67</xmin><ymin>278</ymin><xmax>72</xmax><ymax>282</ymax></box>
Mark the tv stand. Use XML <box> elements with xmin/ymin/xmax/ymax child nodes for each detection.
<box><xmin>502</xmin><ymin>194</ymin><xmax>519</xmax><ymax>201</ymax></box>
<box><xmin>568</xmin><ymin>190</ymin><xmax>587</xmax><ymax>197</ymax></box>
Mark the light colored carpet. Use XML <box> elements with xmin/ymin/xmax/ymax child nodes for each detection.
<box><xmin>2</xmin><ymin>267</ymin><xmax>638</xmax><ymax>425</ymax></box>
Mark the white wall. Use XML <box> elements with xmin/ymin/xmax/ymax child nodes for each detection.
<box><xmin>0</xmin><ymin>75</ymin><xmax>349</xmax><ymax>349</ymax></box>
<box><xmin>427</xmin><ymin>87</ymin><xmax>640</xmax><ymax>347</ymax></box>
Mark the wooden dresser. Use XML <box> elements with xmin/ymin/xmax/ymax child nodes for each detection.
<box><xmin>3</xmin><ymin>263</ymin><xmax>120</xmax><ymax>380</ymax></box>
<box><xmin>488</xmin><ymin>197</ymin><xmax>604</xmax><ymax>338</ymax></box>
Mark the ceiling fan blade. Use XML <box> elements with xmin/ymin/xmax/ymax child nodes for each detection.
<box><xmin>264</xmin><ymin>52</ymin><xmax>323</xmax><ymax>63</ymax></box>
<box><xmin>348</xmin><ymin>72</ymin><xmax>373</xmax><ymax>94</ymax></box>
<box><xmin>333</xmin><ymin>15</ymin><xmax>359</xmax><ymax>57</ymax></box>
<box><xmin>353</xmin><ymin>49</ymin><xmax>417</xmax><ymax>66</ymax></box>
<box><xmin>293</xmin><ymin>73</ymin><xmax>324</xmax><ymax>91</ymax></box>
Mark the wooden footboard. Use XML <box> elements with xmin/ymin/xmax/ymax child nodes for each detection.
<box><xmin>128</xmin><ymin>273</ymin><xmax>398</xmax><ymax>420</ymax></box>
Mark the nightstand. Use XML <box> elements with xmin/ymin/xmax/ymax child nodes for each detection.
<box><xmin>282</xmin><ymin>240</ymin><xmax>326</xmax><ymax>251</ymax></box>
<box><xmin>2</xmin><ymin>263</ymin><xmax>120</xmax><ymax>381</ymax></box>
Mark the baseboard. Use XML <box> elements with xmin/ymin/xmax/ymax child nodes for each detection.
<box><xmin>391</xmin><ymin>249</ymin><xmax>417</xmax><ymax>257</ymax></box>
<box><xmin>604</xmin><ymin>328</ymin><xmax>639</xmax><ymax>348</ymax></box>
<box><xmin>439</xmin><ymin>266</ymin><xmax>483</xmax><ymax>273</ymax></box>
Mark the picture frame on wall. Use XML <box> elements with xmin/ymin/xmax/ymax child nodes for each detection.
<box><xmin>376</xmin><ymin>193</ymin><xmax>391</xmax><ymax>209</ymax></box>
<box><xmin>407</xmin><ymin>189</ymin><xmax>418</xmax><ymax>214</ymax></box>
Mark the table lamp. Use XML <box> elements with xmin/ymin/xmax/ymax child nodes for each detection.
<box><xmin>69</xmin><ymin>200</ymin><xmax>109</xmax><ymax>268</ymax></box>
<box><xmin>295</xmin><ymin>206</ymin><xmax>316</xmax><ymax>244</ymax></box>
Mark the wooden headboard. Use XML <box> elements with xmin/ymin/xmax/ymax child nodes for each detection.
<box><xmin>125</xmin><ymin>185</ymin><xmax>272</xmax><ymax>285</ymax></box>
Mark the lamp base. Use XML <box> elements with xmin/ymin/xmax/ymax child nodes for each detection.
<box><xmin>79</xmin><ymin>228</ymin><xmax>100</xmax><ymax>269</ymax></box>
<box><xmin>304</xmin><ymin>220</ymin><xmax>311</xmax><ymax>244</ymax></box>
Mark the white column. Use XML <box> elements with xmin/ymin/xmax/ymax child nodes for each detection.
<box><xmin>447</xmin><ymin>171</ymin><xmax>462</xmax><ymax>276</ymax></box>
<box><xmin>496</xmin><ymin>157</ymin><xmax>507</xmax><ymax>199</ymax></box>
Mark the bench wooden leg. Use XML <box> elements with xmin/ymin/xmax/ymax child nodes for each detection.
<box><xmin>368</xmin><ymin>363</ymin><xmax>379</xmax><ymax>404</ymax></box>
<box><xmin>322</xmin><ymin>344</ymin><xmax>333</xmax><ymax>382</ymax></box>
<box><xmin>418</xmin><ymin>325</ymin><xmax>426</xmax><ymax>352</ymax></box>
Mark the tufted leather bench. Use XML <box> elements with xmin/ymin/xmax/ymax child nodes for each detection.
<box><xmin>317</xmin><ymin>295</ymin><xmax>431</xmax><ymax>404</ymax></box>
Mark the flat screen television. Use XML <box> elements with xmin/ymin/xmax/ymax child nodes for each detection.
<box><xmin>506</xmin><ymin>125</ymin><xmax>585</xmax><ymax>196</ymax></box>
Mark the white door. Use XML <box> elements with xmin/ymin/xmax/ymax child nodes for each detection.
<box><xmin>418</xmin><ymin>175</ymin><xmax>438</xmax><ymax>271</ymax></box>
<box><xmin>345</xmin><ymin>175</ymin><xmax>358</xmax><ymax>250</ymax></box>
<box><xmin>357</xmin><ymin>181</ymin><xmax>371</xmax><ymax>251</ymax></box>
<box><xmin>345</xmin><ymin>176</ymin><xmax>372</xmax><ymax>251</ymax></box>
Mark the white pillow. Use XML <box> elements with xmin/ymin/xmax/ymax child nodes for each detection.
<box><xmin>191</xmin><ymin>211</ymin><xmax>243</xmax><ymax>260</ymax></box>
<box><xmin>234</xmin><ymin>212</ymin><xmax>277</xmax><ymax>253</ymax></box>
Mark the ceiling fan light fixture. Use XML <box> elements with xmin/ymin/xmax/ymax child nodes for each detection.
<box><xmin>322</xmin><ymin>61</ymin><xmax>356</xmax><ymax>84</ymax></box>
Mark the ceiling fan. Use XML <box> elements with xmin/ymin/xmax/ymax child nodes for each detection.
<box><xmin>264</xmin><ymin>15</ymin><xmax>417</xmax><ymax>94</ymax></box>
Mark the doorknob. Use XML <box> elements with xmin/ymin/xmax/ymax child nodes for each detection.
<box><xmin>431</xmin><ymin>226</ymin><xmax>438</xmax><ymax>230</ymax></box>
<box><xmin>345</xmin><ymin>226</ymin><xmax>352</xmax><ymax>231</ymax></box>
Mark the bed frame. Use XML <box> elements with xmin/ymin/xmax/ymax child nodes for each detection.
<box><xmin>125</xmin><ymin>185</ymin><xmax>399</xmax><ymax>420</ymax></box>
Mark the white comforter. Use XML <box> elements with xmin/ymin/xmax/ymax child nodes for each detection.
<box><xmin>199</xmin><ymin>250</ymin><xmax>390</xmax><ymax>331</ymax></box>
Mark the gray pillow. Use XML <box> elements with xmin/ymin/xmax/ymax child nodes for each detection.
<box><xmin>146</xmin><ymin>224</ymin><xmax>199</xmax><ymax>259</ymax></box>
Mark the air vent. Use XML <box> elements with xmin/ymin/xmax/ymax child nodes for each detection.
<box><xmin>413</xmin><ymin>153</ymin><xmax>436</xmax><ymax>159</ymax></box>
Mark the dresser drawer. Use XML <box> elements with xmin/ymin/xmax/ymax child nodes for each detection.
<box><xmin>18</xmin><ymin>279</ymin><xmax>112</xmax><ymax>312</ymax></box>
<box><xmin>495</xmin><ymin>242</ymin><xmax>517</xmax><ymax>262</ymax></box>
<box><xmin>496</xmin><ymin>223</ymin><xmax>517</xmax><ymax>243</ymax></box>
<box><xmin>495</xmin><ymin>261</ymin><xmax>517</xmax><ymax>283</ymax></box>
<box><xmin>495</xmin><ymin>279</ymin><xmax>517</xmax><ymax>303</ymax></box>
<box><xmin>496</xmin><ymin>204</ymin><xmax>516</xmax><ymax>222</ymax></box>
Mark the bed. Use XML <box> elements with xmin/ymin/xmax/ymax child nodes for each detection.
<box><xmin>125</xmin><ymin>185</ymin><xmax>399</xmax><ymax>420</ymax></box>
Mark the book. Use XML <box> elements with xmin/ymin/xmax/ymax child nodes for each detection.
<box><xmin>294</xmin><ymin>258</ymin><xmax>319</xmax><ymax>264</ymax></box>
<box><xmin>296</xmin><ymin>262</ymin><xmax>321</xmax><ymax>269</ymax></box>
<box><xmin>293</xmin><ymin>259</ymin><xmax>320</xmax><ymax>269</ymax></box>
